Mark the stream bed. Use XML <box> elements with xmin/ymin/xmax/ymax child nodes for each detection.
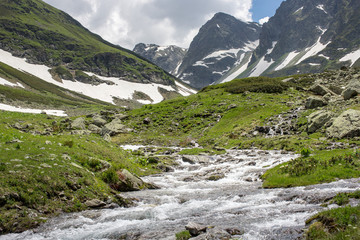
<box><xmin>2</xmin><ymin>149</ymin><xmax>359</xmax><ymax>240</ymax></box>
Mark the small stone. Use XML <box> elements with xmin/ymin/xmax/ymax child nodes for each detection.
<box><xmin>185</xmin><ymin>222</ymin><xmax>207</xmax><ymax>236</ymax></box>
<box><xmin>45</xmin><ymin>140</ymin><xmax>52</xmax><ymax>145</ymax></box>
<box><xmin>40</xmin><ymin>163</ymin><xmax>52</xmax><ymax>168</ymax></box>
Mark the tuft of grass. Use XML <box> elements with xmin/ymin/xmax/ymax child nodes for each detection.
<box><xmin>175</xmin><ymin>230</ymin><xmax>192</xmax><ymax>240</ymax></box>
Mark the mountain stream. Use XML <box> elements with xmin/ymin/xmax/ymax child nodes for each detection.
<box><xmin>2</xmin><ymin>149</ymin><xmax>359</xmax><ymax>240</ymax></box>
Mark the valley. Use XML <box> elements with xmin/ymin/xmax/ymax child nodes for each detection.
<box><xmin>0</xmin><ymin>0</ymin><xmax>360</xmax><ymax>239</ymax></box>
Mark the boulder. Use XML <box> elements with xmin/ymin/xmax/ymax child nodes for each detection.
<box><xmin>305</xmin><ymin>97</ymin><xmax>327</xmax><ymax>109</ymax></box>
<box><xmin>342</xmin><ymin>79</ymin><xmax>360</xmax><ymax>100</ymax></box>
<box><xmin>92</xmin><ymin>115</ymin><xmax>107</xmax><ymax>127</ymax></box>
<box><xmin>309</xmin><ymin>84</ymin><xmax>334</xmax><ymax>96</ymax></box>
<box><xmin>143</xmin><ymin>117</ymin><xmax>151</xmax><ymax>124</ymax></box>
<box><xmin>113</xmin><ymin>169</ymin><xmax>158</xmax><ymax>192</ymax></box>
<box><xmin>185</xmin><ymin>222</ymin><xmax>207</xmax><ymax>236</ymax></box>
<box><xmin>114</xmin><ymin>113</ymin><xmax>129</xmax><ymax>120</ymax></box>
<box><xmin>307</xmin><ymin>110</ymin><xmax>334</xmax><ymax>133</ymax></box>
<box><xmin>85</xmin><ymin>199</ymin><xmax>106</xmax><ymax>208</ymax></box>
<box><xmin>71</xmin><ymin>117</ymin><xmax>86</xmax><ymax>130</ymax></box>
<box><xmin>88</xmin><ymin>124</ymin><xmax>102</xmax><ymax>134</ymax></box>
<box><xmin>191</xmin><ymin>227</ymin><xmax>232</xmax><ymax>240</ymax></box>
<box><xmin>327</xmin><ymin>109</ymin><xmax>360</xmax><ymax>138</ymax></box>
<box><xmin>101</xmin><ymin>119</ymin><xmax>128</xmax><ymax>136</ymax></box>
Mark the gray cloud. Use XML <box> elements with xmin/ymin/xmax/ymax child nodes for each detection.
<box><xmin>44</xmin><ymin>0</ymin><xmax>253</xmax><ymax>49</ymax></box>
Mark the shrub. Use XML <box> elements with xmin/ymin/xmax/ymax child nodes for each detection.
<box><xmin>301</xmin><ymin>148</ymin><xmax>311</xmax><ymax>158</ymax></box>
<box><xmin>64</xmin><ymin>140</ymin><xmax>74</xmax><ymax>148</ymax></box>
<box><xmin>101</xmin><ymin>168</ymin><xmax>117</xmax><ymax>184</ymax></box>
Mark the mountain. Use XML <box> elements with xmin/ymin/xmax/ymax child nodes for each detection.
<box><xmin>0</xmin><ymin>0</ymin><xmax>194</xmax><ymax>107</ymax></box>
<box><xmin>220</xmin><ymin>0</ymin><xmax>360</xmax><ymax>80</ymax></box>
<box><xmin>133</xmin><ymin>43</ymin><xmax>187</xmax><ymax>75</ymax></box>
<box><xmin>176</xmin><ymin>12</ymin><xmax>262</xmax><ymax>89</ymax></box>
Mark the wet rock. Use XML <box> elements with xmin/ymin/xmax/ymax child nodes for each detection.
<box><xmin>305</xmin><ymin>96</ymin><xmax>327</xmax><ymax>109</ymax></box>
<box><xmin>192</xmin><ymin>227</ymin><xmax>232</xmax><ymax>240</ymax></box>
<box><xmin>327</xmin><ymin>109</ymin><xmax>360</xmax><ymax>139</ymax></box>
<box><xmin>85</xmin><ymin>199</ymin><xmax>106</xmax><ymax>208</ymax></box>
<box><xmin>247</xmin><ymin>161</ymin><xmax>256</xmax><ymax>166</ymax></box>
<box><xmin>71</xmin><ymin>117</ymin><xmax>86</xmax><ymax>130</ymax></box>
<box><xmin>226</xmin><ymin>228</ymin><xmax>244</xmax><ymax>236</ymax></box>
<box><xmin>185</xmin><ymin>222</ymin><xmax>207</xmax><ymax>236</ymax></box>
<box><xmin>182</xmin><ymin>155</ymin><xmax>211</xmax><ymax>164</ymax></box>
<box><xmin>207</xmin><ymin>174</ymin><xmax>225</xmax><ymax>181</ymax></box>
<box><xmin>307</xmin><ymin>110</ymin><xmax>334</xmax><ymax>133</ymax></box>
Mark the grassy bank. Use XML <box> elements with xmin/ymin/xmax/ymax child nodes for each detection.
<box><xmin>262</xmin><ymin>149</ymin><xmax>360</xmax><ymax>188</ymax></box>
<box><xmin>0</xmin><ymin>111</ymin><xmax>159</xmax><ymax>234</ymax></box>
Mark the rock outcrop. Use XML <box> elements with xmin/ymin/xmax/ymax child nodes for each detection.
<box><xmin>307</xmin><ymin>110</ymin><xmax>334</xmax><ymax>133</ymax></box>
<box><xmin>327</xmin><ymin>109</ymin><xmax>360</xmax><ymax>138</ymax></box>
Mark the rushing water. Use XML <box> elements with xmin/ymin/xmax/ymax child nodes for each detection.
<box><xmin>2</xmin><ymin>149</ymin><xmax>359</xmax><ymax>240</ymax></box>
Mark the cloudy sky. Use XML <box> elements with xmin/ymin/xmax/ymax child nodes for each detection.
<box><xmin>44</xmin><ymin>0</ymin><xmax>284</xmax><ymax>50</ymax></box>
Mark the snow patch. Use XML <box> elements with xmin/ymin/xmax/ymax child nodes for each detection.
<box><xmin>217</xmin><ymin>24</ymin><xmax>220</xmax><ymax>29</ymax></box>
<box><xmin>0</xmin><ymin>77</ymin><xmax>24</xmax><ymax>88</ymax></box>
<box><xmin>308</xmin><ymin>63</ymin><xmax>321</xmax><ymax>66</ymax></box>
<box><xmin>0</xmin><ymin>103</ymin><xmax>67</xmax><ymax>116</ymax></box>
<box><xmin>0</xmin><ymin>49</ymin><xmax>189</xmax><ymax>105</ymax></box>
<box><xmin>295</xmin><ymin>29</ymin><xmax>330</xmax><ymax>65</ymax></box>
<box><xmin>221</xmin><ymin>55</ymin><xmax>252</xmax><ymax>83</ymax></box>
<box><xmin>267</xmin><ymin>42</ymin><xmax>278</xmax><ymax>55</ymax></box>
<box><xmin>340</xmin><ymin>48</ymin><xmax>360</xmax><ymax>66</ymax></box>
<box><xmin>275</xmin><ymin>51</ymin><xmax>299</xmax><ymax>71</ymax></box>
<box><xmin>318</xmin><ymin>54</ymin><xmax>330</xmax><ymax>60</ymax></box>
<box><xmin>249</xmin><ymin>56</ymin><xmax>274</xmax><ymax>77</ymax></box>
<box><xmin>175</xmin><ymin>81</ymin><xmax>197</xmax><ymax>96</ymax></box>
<box><xmin>213</xmin><ymin>67</ymin><xmax>231</xmax><ymax>76</ymax></box>
<box><xmin>316</xmin><ymin>4</ymin><xmax>328</xmax><ymax>14</ymax></box>
<box><xmin>294</xmin><ymin>7</ymin><xmax>304</xmax><ymax>14</ymax></box>
<box><xmin>193</xmin><ymin>61</ymin><xmax>209</xmax><ymax>68</ymax></box>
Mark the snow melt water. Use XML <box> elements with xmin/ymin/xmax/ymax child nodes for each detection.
<box><xmin>2</xmin><ymin>149</ymin><xmax>359</xmax><ymax>240</ymax></box>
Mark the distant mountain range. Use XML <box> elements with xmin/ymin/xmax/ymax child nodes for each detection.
<box><xmin>134</xmin><ymin>0</ymin><xmax>360</xmax><ymax>89</ymax></box>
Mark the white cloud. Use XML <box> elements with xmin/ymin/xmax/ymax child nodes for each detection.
<box><xmin>259</xmin><ymin>16</ymin><xmax>270</xmax><ymax>25</ymax></box>
<box><xmin>44</xmin><ymin>0</ymin><xmax>253</xmax><ymax>49</ymax></box>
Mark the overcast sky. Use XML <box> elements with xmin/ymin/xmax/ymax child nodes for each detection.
<box><xmin>44</xmin><ymin>0</ymin><xmax>284</xmax><ymax>50</ymax></box>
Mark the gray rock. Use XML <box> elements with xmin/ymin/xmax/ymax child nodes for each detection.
<box><xmin>143</xmin><ymin>117</ymin><xmax>151</xmax><ymax>124</ymax></box>
<box><xmin>85</xmin><ymin>199</ymin><xmax>106</xmax><ymax>208</ymax></box>
<box><xmin>191</xmin><ymin>227</ymin><xmax>232</xmax><ymax>240</ymax></box>
<box><xmin>342</xmin><ymin>79</ymin><xmax>360</xmax><ymax>100</ymax></box>
<box><xmin>92</xmin><ymin>115</ymin><xmax>107</xmax><ymax>127</ymax></box>
<box><xmin>307</xmin><ymin>110</ymin><xmax>334</xmax><ymax>133</ymax></box>
<box><xmin>117</xmin><ymin>169</ymin><xmax>146</xmax><ymax>191</ymax></box>
<box><xmin>114</xmin><ymin>113</ymin><xmax>129</xmax><ymax>120</ymax></box>
<box><xmin>327</xmin><ymin>109</ymin><xmax>360</xmax><ymax>139</ymax></box>
<box><xmin>101</xmin><ymin>119</ymin><xmax>127</xmax><ymax>136</ymax></box>
<box><xmin>88</xmin><ymin>124</ymin><xmax>101</xmax><ymax>134</ymax></box>
<box><xmin>103</xmin><ymin>133</ymin><xmax>111</xmax><ymax>142</ymax></box>
<box><xmin>305</xmin><ymin>96</ymin><xmax>327</xmax><ymax>109</ymax></box>
<box><xmin>71</xmin><ymin>117</ymin><xmax>86</xmax><ymax>130</ymax></box>
<box><xmin>309</xmin><ymin>84</ymin><xmax>334</xmax><ymax>96</ymax></box>
<box><xmin>182</xmin><ymin>155</ymin><xmax>211</xmax><ymax>164</ymax></box>
<box><xmin>185</xmin><ymin>222</ymin><xmax>207</xmax><ymax>236</ymax></box>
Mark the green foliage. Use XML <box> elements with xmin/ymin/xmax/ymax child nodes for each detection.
<box><xmin>263</xmin><ymin>150</ymin><xmax>360</xmax><ymax>188</ymax></box>
<box><xmin>101</xmin><ymin>168</ymin><xmax>118</xmax><ymax>184</ymax></box>
<box><xmin>51</xmin><ymin>66</ymin><xmax>73</xmax><ymax>80</ymax></box>
<box><xmin>305</xmin><ymin>205</ymin><xmax>360</xmax><ymax>240</ymax></box>
<box><xmin>202</xmin><ymin>76</ymin><xmax>290</xmax><ymax>94</ymax></box>
<box><xmin>301</xmin><ymin>148</ymin><xmax>311</xmax><ymax>158</ymax></box>
<box><xmin>63</xmin><ymin>140</ymin><xmax>74</xmax><ymax>148</ymax></box>
<box><xmin>175</xmin><ymin>230</ymin><xmax>192</xmax><ymax>240</ymax></box>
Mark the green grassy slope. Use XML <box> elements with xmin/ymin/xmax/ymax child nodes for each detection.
<box><xmin>0</xmin><ymin>0</ymin><xmax>175</xmax><ymax>85</ymax></box>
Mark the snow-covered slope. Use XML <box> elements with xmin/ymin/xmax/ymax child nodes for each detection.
<box><xmin>0</xmin><ymin>50</ymin><xmax>195</xmax><ymax>105</ymax></box>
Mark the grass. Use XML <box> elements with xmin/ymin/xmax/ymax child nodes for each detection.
<box><xmin>0</xmin><ymin>111</ymin><xmax>161</xmax><ymax>234</ymax></box>
<box><xmin>262</xmin><ymin>149</ymin><xmax>360</xmax><ymax>188</ymax></box>
<box><xmin>305</xmin><ymin>205</ymin><xmax>360</xmax><ymax>240</ymax></box>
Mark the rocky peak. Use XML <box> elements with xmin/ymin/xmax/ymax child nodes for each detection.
<box><xmin>177</xmin><ymin>12</ymin><xmax>261</xmax><ymax>89</ymax></box>
<box><xmin>133</xmin><ymin>43</ymin><xmax>187</xmax><ymax>75</ymax></box>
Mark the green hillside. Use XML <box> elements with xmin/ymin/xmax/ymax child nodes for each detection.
<box><xmin>0</xmin><ymin>0</ymin><xmax>175</xmax><ymax>85</ymax></box>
